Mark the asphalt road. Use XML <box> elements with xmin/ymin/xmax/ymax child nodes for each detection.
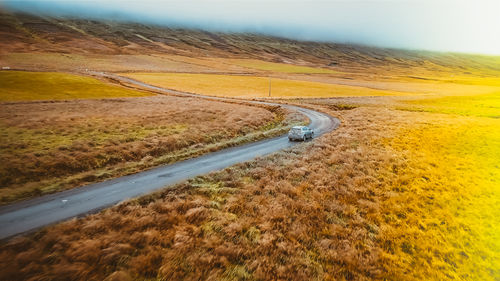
<box><xmin>0</xmin><ymin>75</ymin><xmax>340</xmax><ymax>239</ymax></box>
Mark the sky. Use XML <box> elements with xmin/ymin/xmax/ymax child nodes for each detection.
<box><xmin>2</xmin><ymin>0</ymin><xmax>500</xmax><ymax>55</ymax></box>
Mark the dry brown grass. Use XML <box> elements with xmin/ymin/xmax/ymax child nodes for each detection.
<box><xmin>0</xmin><ymin>95</ymin><xmax>300</xmax><ymax>203</ymax></box>
<box><xmin>0</xmin><ymin>105</ymin><xmax>422</xmax><ymax>280</ymax></box>
<box><xmin>0</xmin><ymin>98</ymin><xmax>498</xmax><ymax>281</ymax></box>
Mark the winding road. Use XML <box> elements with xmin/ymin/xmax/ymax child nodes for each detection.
<box><xmin>0</xmin><ymin>74</ymin><xmax>340</xmax><ymax>239</ymax></box>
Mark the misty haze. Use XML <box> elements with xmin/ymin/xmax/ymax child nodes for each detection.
<box><xmin>3</xmin><ymin>0</ymin><xmax>500</xmax><ymax>54</ymax></box>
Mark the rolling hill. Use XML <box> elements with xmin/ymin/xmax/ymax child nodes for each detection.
<box><xmin>1</xmin><ymin>8</ymin><xmax>500</xmax><ymax>77</ymax></box>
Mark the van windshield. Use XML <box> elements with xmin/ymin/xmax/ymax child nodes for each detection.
<box><xmin>291</xmin><ymin>128</ymin><xmax>302</xmax><ymax>134</ymax></box>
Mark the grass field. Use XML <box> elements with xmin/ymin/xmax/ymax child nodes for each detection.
<box><xmin>1</xmin><ymin>68</ymin><xmax>499</xmax><ymax>280</ymax></box>
<box><xmin>290</xmin><ymin>73</ymin><xmax>500</xmax><ymax>97</ymax></box>
<box><xmin>374</xmin><ymin>95</ymin><xmax>500</xmax><ymax>279</ymax></box>
<box><xmin>399</xmin><ymin>92</ymin><xmax>500</xmax><ymax>118</ymax></box>
<box><xmin>0</xmin><ymin>92</ymin><xmax>300</xmax><ymax>203</ymax></box>
<box><xmin>3</xmin><ymin>101</ymin><xmax>498</xmax><ymax>280</ymax></box>
<box><xmin>123</xmin><ymin>73</ymin><xmax>408</xmax><ymax>98</ymax></box>
<box><xmin>0</xmin><ymin>71</ymin><xmax>151</xmax><ymax>101</ymax></box>
<box><xmin>379</xmin><ymin>115</ymin><xmax>500</xmax><ymax>280</ymax></box>
<box><xmin>224</xmin><ymin>59</ymin><xmax>338</xmax><ymax>74</ymax></box>
<box><xmin>309</xmin><ymin>92</ymin><xmax>500</xmax><ymax>279</ymax></box>
<box><xmin>0</xmin><ymin>53</ymin><xmax>236</xmax><ymax>73</ymax></box>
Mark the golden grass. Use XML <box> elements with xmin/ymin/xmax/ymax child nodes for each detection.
<box><xmin>400</xmin><ymin>93</ymin><xmax>500</xmax><ymax>118</ymax></box>
<box><xmin>379</xmin><ymin>115</ymin><xmax>500</xmax><ymax>280</ymax></box>
<box><xmin>408</xmin><ymin>75</ymin><xmax>500</xmax><ymax>86</ymax></box>
<box><xmin>0</xmin><ymin>100</ymin><xmax>498</xmax><ymax>280</ymax></box>
<box><xmin>0</xmin><ymin>106</ymin><xmax>398</xmax><ymax>280</ymax></box>
<box><xmin>123</xmin><ymin>73</ymin><xmax>409</xmax><ymax>98</ymax></box>
<box><xmin>296</xmin><ymin>74</ymin><xmax>500</xmax><ymax>118</ymax></box>
<box><xmin>318</xmin><ymin>94</ymin><xmax>500</xmax><ymax>279</ymax></box>
<box><xmin>290</xmin><ymin>73</ymin><xmax>500</xmax><ymax>97</ymax></box>
<box><xmin>224</xmin><ymin>59</ymin><xmax>337</xmax><ymax>73</ymax></box>
<box><xmin>399</xmin><ymin>92</ymin><xmax>500</xmax><ymax>118</ymax></box>
<box><xmin>0</xmin><ymin>95</ymin><xmax>300</xmax><ymax>203</ymax></box>
<box><xmin>0</xmin><ymin>71</ymin><xmax>151</xmax><ymax>101</ymax></box>
<box><xmin>386</xmin><ymin>93</ymin><xmax>499</xmax><ymax>280</ymax></box>
<box><xmin>2</xmin><ymin>46</ymin><xmax>500</xmax><ymax>281</ymax></box>
<box><xmin>1</xmin><ymin>53</ymin><xmax>229</xmax><ymax>73</ymax></box>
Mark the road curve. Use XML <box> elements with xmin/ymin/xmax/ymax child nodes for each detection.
<box><xmin>0</xmin><ymin>74</ymin><xmax>340</xmax><ymax>239</ymax></box>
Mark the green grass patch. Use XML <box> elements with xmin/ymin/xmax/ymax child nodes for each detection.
<box><xmin>0</xmin><ymin>71</ymin><xmax>151</xmax><ymax>101</ymax></box>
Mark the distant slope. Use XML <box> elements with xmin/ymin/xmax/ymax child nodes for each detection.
<box><xmin>1</xmin><ymin>9</ymin><xmax>500</xmax><ymax>76</ymax></box>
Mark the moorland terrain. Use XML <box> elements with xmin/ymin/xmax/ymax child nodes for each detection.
<box><xmin>0</xmin><ymin>8</ymin><xmax>499</xmax><ymax>281</ymax></box>
<box><xmin>0</xmin><ymin>72</ymin><xmax>297</xmax><ymax>203</ymax></box>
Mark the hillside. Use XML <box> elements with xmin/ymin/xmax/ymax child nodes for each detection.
<box><xmin>1</xmin><ymin>9</ymin><xmax>500</xmax><ymax>77</ymax></box>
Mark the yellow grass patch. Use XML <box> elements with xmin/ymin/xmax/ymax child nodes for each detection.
<box><xmin>123</xmin><ymin>73</ymin><xmax>408</xmax><ymax>98</ymax></box>
<box><xmin>1</xmin><ymin>53</ymin><xmax>220</xmax><ymax>73</ymax></box>
<box><xmin>224</xmin><ymin>59</ymin><xmax>337</xmax><ymax>73</ymax></box>
<box><xmin>368</xmin><ymin>91</ymin><xmax>500</xmax><ymax>279</ymax></box>
<box><xmin>0</xmin><ymin>71</ymin><xmax>151</xmax><ymax>101</ymax></box>
<box><xmin>430</xmin><ymin>76</ymin><xmax>500</xmax><ymax>86</ymax></box>
<box><xmin>400</xmin><ymin>92</ymin><xmax>500</xmax><ymax>118</ymax></box>
<box><xmin>1</xmin><ymin>102</ymin><xmax>498</xmax><ymax>280</ymax></box>
<box><xmin>380</xmin><ymin>115</ymin><xmax>500</xmax><ymax>280</ymax></box>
